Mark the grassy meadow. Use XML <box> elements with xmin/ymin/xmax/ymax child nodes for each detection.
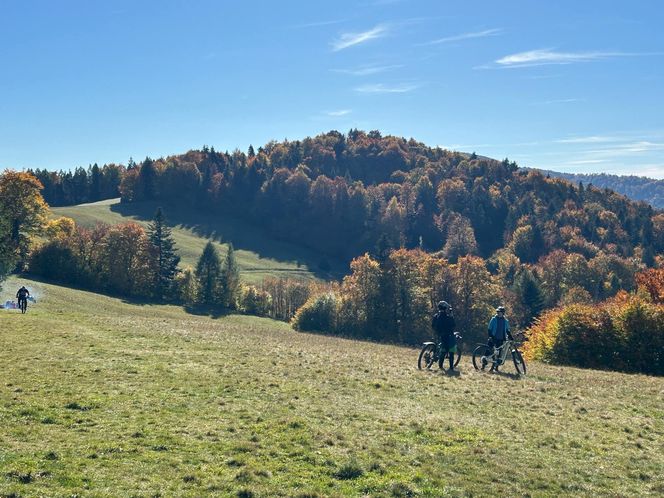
<box><xmin>52</xmin><ymin>199</ymin><xmax>347</xmax><ymax>283</ymax></box>
<box><xmin>0</xmin><ymin>276</ymin><xmax>663</xmax><ymax>497</ymax></box>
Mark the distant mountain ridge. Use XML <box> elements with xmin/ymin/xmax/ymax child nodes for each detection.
<box><xmin>535</xmin><ymin>170</ymin><xmax>664</xmax><ymax>210</ymax></box>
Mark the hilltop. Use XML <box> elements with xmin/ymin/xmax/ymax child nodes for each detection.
<box><xmin>1</xmin><ymin>277</ymin><xmax>663</xmax><ymax>496</ymax></box>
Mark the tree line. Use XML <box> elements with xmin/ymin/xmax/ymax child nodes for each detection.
<box><xmin>112</xmin><ymin>130</ymin><xmax>661</xmax><ymax>269</ymax></box>
<box><xmin>28</xmin><ymin>163</ymin><xmax>124</xmax><ymax>206</ymax></box>
<box><xmin>539</xmin><ymin>169</ymin><xmax>664</xmax><ymax>210</ymax></box>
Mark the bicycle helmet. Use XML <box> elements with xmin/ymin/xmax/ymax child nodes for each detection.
<box><xmin>496</xmin><ymin>306</ymin><xmax>506</xmax><ymax>313</ymax></box>
<box><xmin>437</xmin><ymin>300</ymin><xmax>451</xmax><ymax>311</ymax></box>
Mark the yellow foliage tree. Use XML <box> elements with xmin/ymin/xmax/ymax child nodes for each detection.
<box><xmin>0</xmin><ymin>170</ymin><xmax>49</xmax><ymax>268</ymax></box>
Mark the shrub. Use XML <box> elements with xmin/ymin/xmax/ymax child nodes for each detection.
<box><xmin>292</xmin><ymin>293</ymin><xmax>338</xmax><ymax>333</ymax></box>
<box><xmin>525</xmin><ymin>296</ymin><xmax>664</xmax><ymax>375</ymax></box>
<box><xmin>239</xmin><ymin>285</ymin><xmax>272</xmax><ymax>317</ymax></box>
<box><xmin>29</xmin><ymin>240</ymin><xmax>88</xmax><ymax>286</ymax></box>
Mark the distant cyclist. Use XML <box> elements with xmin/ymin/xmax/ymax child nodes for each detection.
<box><xmin>487</xmin><ymin>306</ymin><xmax>513</xmax><ymax>370</ymax></box>
<box><xmin>431</xmin><ymin>301</ymin><xmax>458</xmax><ymax>371</ymax></box>
<box><xmin>16</xmin><ymin>286</ymin><xmax>30</xmax><ymax>313</ymax></box>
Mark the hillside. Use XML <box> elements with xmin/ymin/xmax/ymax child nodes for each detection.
<box><xmin>1</xmin><ymin>277</ymin><xmax>663</xmax><ymax>497</ymax></box>
<box><xmin>537</xmin><ymin>169</ymin><xmax>664</xmax><ymax>209</ymax></box>
<box><xmin>113</xmin><ymin>131</ymin><xmax>660</xmax><ymax>267</ymax></box>
<box><xmin>52</xmin><ymin>198</ymin><xmax>346</xmax><ymax>283</ymax></box>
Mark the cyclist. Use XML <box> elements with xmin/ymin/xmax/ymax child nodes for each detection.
<box><xmin>431</xmin><ymin>301</ymin><xmax>458</xmax><ymax>371</ymax></box>
<box><xmin>16</xmin><ymin>286</ymin><xmax>30</xmax><ymax>311</ymax></box>
<box><xmin>487</xmin><ymin>306</ymin><xmax>512</xmax><ymax>371</ymax></box>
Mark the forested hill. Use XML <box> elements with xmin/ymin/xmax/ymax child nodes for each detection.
<box><xmin>537</xmin><ymin>169</ymin><xmax>664</xmax><ymax>209</ymax></box>
<box><xmin>110</xmin><ymin>130</ymin><xmax>661</xmax><ymax>266</ymax></box>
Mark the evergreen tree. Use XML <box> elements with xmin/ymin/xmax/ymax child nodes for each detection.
<box><xmin>514</xmin><ymin>269</ymin><xmax>545</xmax><ymax>326</ymax></box>
<box><xmin>139</xmin><ymin>157</ymin><xmax>157</xmax><ymax>200</ymax></box>
<box><xmin>220</xmin><ymin>243</ymin><xmax>241</xmax><ymax>309</ymax></box>
<box><xmin>89</xmin><ymin>163</ymin><xmax>102</xmax><ymax>202</ymax></box>
<box><xmin>195</xmin><ymin>241</ymin><xmax>222</xmax><ymax>306</ymax></box>
<box><xmin>147</xmin><ymin>207</ymin><xmax>180</xmax><ymax>300</ymax></box>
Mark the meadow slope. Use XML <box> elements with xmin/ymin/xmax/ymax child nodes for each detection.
<box><xmin>1</xmin><ymin>277</ymin><xmax>663</xmax><ymax>497</ymax></box>
<box><xmin>52</xmin><ymin>199</ymin><xmax>347</xmax><ymax>283</ymax></box>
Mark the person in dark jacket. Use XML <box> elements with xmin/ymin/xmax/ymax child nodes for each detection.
<box><xmin>16</xmin><ymin>286</ymin><xmax>30</xmax><ymax>305</ymax></box>
<box><xmin>431</xmin><ymin>301</ymin><xmax>457</xmax><ymax>370</ymax></box>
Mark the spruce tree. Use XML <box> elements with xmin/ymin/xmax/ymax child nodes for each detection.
<box><xmin>148</xmin><ymin>207</ymin><xmax>180</xmax><ymax>300</ymax></box>
<box><xmin>139</xmin><ymin>157</ymin><xmax>157</xmax><ymax>200</ymax></box>
<box><xmin>514</xmin><ymin>269</ymin><xmax>545</xmax><ymax>326</ymax></box>
<box><xmin>220</xmin><ymin>243</ymin><xmax>240</xmax><ymax>309</ymax></box>
<box><xmin>195</xmin><ymin>241</ymin><xmax>222</xmax><ymax>306</ymax></box>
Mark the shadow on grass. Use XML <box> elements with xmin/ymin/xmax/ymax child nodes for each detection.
<box><xmin>22</xmin><ymin>273</ymin><xmax>165</xmax><ymax>308</ymax></box>
<box><xmin>488</xmin><ymin>370</ymin><xmax>523</xmax><ymax>380</ymax></box>
<box><xmin>110</xmin><ymin>200</ymin><xmax>347</xmax><ymax>281</ymax></box>
<box><xmin>183</xmin><ymin>304</ymin><xmax>231</xmax><ymax>319</ymax></box>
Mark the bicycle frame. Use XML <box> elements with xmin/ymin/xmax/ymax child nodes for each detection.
<box><xmin>480</xmin><ymin>338</ymin><xmax>516</xmax><ymax>366</ymax></box>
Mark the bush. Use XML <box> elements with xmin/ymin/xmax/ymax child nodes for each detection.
<box><xmin>525</xmin><ymin>296</ymin><xmax>664</xmax><ymax>375</ymax></box>
<box><xmin>291</xmin><ymin>293</ymin><xmax>338</xmax><ymax>333</ymax></box>
<box><xmin>239</xmin><ymin>285</ymin><xmax>272</xmax><ymax>317</ymax></box>
<box><xmin>29</xmin><ymin>241</ymin><xmax>89</xmax><ymax>286</ymax></box>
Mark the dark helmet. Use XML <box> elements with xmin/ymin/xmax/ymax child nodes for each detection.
<box><xmin>496</xmin><ymin>306</ymin><xmax>506</xmax><ymax>313</ymax></box>
<box><xmin>437</xmin><ymin>301</ymin><xmax>451</xmax><ymax>311</ymax></box>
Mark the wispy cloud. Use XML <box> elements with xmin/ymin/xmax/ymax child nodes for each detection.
<box><xmin>326</xmin><ymin>109</ymin><xmax>352</xmax><ymax>117</ymax></box>
<box><xmin>535</xmin><ymin>98</ymin><xmax>585</xmax><ymax>105</ymax></box>
<box><xmin>292</xmin><ymin>19</ymin><xmax>347</xmax><ymax>29</ymax></box>
<box><xmin>354</xmin><ymin>82</ymin><xmax>419</xmax><ymax>94</ymax></box>
<box><xmin>556</xmin><ymin>135</ymin><xmax>623</xmax><ymax>144</ymax></box>
<box><xmin>332</xmin><ymin>25</ymin><xmax>388</xmax><ymax>51</ymax></box>
<box><xmin>332</xmin><ymin>64</ymin><xmax>403</xmax><ymax>76</ymax></box>
<box><xmin>421</xmin><ymin>28</ymin><xmax>502</xmax><ymax>46</ymax></box>
<box><xmin>494</xmin><ymin>49</ymin><xmax>658</xmax><ymax>68</ymax></box>
<box><xmin>565</xmin><ymin>159</ymin><xmax>609</xmax><ymax>165</ymax></box>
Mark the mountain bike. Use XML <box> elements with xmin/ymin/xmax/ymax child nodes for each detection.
<box><xmin>472</xmin><ymin>333</ymin><xmax>526</xmax><ymax>375</ymax></box>
<box><xmin>418</xmin><ymin>333</ymin><xmax>462</xmax><ymax>371</ymax></box>
<box><xmin>18</xmin><ymin>297</ymin><xmax>27</xmax><ymax>314</ymax></box>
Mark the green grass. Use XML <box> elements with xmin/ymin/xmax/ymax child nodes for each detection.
<box><xmin>1</xmin><ymin>276</ymin><xmax>663</xmax><ymax>497</ymax></box>
<box><xmin>52</xmin><ymin>199</ymin><xmax>346</xmax><ymax>283</ymax></box>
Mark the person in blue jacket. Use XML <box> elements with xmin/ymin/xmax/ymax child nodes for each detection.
<box><xmin>487</xmin><ymin>305</ymin><xmax>513</xmax><ymax>351</ymax></box>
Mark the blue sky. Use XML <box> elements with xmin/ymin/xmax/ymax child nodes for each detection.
<box><xmin>2</xmin><ymin>0</ymin><xmax>663</xmax><ymax>178</ymax></box>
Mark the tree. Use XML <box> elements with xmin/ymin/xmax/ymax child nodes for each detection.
<box><xmin>195</xmin><ymin>241</ymin><xmax>222</xmax><ymax>306</ymax></box>
<box><xmin>138</xmin><ymin>157</ymin><xmax>158</xmax><ymax>200</ymax></box>
<box><xmin>0</xmin><ymin>213</ymin><xmax>14</xmax><ymax>285</ymax></box>
<box><xmin>100</xmin><ymin>223</ymin><xmax>154</xmax><ymax>296</ymax></box>
<box><xmin>89</xmin><ymin>163</ymin><xmax>102</xmax><ymax>201</ymax></box>
<box><xmin>0</xmin><ymin>171</ymin><xmax>48</xmax><ymax>266</ymax></box>
<box><xmin>175</xmin><ymin>266</ymin><xmax>198</xmax><ymax>306</ymax></box>
<box><xmin>514</xmin><ymin>269</ymin><xmax>545</xmax><ymax>326</ymax></box>
<box><xmin>147</xmin><ymin>207</ymin><xmax>181</xmax><ymax>300</ymax></box>
<box><xmin>442</xmin><ymin>215</ymin><xmax>477</xmax><ymax>262</ymax></box>
<box><xmin>219</xmin><ymin>243</ymin><xmax>240</xmax><ymax>309</ymax></box>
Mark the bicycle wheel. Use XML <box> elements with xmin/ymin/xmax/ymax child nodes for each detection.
<box><xmin>454</xmin><ymin>345</ymin><xmax>462</xmax><ymax>367</ymax></box>
<box><xmin>418</xmin><ymin>344</ymin><xmax>437</xmax><ymax>370</ymax></box>
<box><xmin>472</xmin><ymin>345</ymin><xmax>490</xmax><ymax>371</ymax></box>
<box><xmin>512</xmin><ymin>349</ymin><xmax>526</xmax><ymax>375</ymax></box>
